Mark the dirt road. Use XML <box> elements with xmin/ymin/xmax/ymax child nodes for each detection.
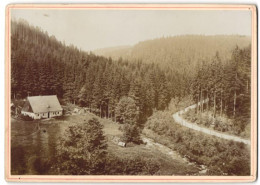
<box><xmin>172</xmin><ymin>102</ymin><xmax>251</xmax><ymax>145</ymax></box>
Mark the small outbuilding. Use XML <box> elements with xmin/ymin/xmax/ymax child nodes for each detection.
<box><xmin>21</xmin><ymin>95</ymin><xmax>63</xmax><ymax>119</ymax></box>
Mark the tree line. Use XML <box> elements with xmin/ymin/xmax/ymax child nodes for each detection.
<box><xmin>11</xmin><ymin>20</ymin><xmax>251</xmax><ymax>128</ymax></box>
<box><xmin>95</xmin><ymin>35</ymin><xmax>251</xmax><ymax>79</ymax></box>
<box><xmin>11</xmin><ymin>19</ymin><xmax>187</xmax><ymax>124</ymax></box>
<box><xmin>191</xmin><ymin>46</ymin><xmax>251</xmax><ymax>133</ymax></box>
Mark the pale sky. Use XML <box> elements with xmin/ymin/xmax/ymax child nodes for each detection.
<box><xmin>11</xmin><ymin>9</ymin><xmax>251</xmax><ymax>51</ymax></box>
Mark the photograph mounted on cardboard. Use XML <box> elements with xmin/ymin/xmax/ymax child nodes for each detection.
<box><xmin>5</xmin><ymin>4</ymin><xmax>257</xmax><ymax>182</ymax></box>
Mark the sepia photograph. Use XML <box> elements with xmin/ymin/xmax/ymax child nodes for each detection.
<box><xmin>5</xmin><ymin>4</ymin><xmax>257</xmax><ymax>182</ymax></box>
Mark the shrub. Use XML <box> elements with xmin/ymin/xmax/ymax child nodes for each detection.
<box><xmin>55</xmin><ymin>118</ymin><xmax>107</xmax><ymax>175</ymax></box>
<box><xmin>33</xmin><ymin>157</ymin><xmax>51</xmax><ymax>174</ymax></box>
<box><xmin>19</xmin><ymin>114</ymin><xmax>34</xmax><ymax>121</ymax></box>
<box><xmin>105</xmin><ymin>154</ymin><xmax>160</xmax><ymax>175</ymax></box>
<box><xmin>145</xmin><ymin>110</ymin><xmax>250</xmax><ymax>176</ymax></box>
<box><xmin>122</xmin><ymin>124</ymin><xmax>142</xmax><ymax>144</ymax></box>
<box><xmin>225</xmin><ymin>156</ymin><xmax>250</xmax><ymax>175</ymax></box>
<box><xmin>11</xmin><ymin>146</ymin><xmax>27</xmax><ymax>175</ymax></box>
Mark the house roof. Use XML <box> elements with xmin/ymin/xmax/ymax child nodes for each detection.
<box><xmin>26</xmin><ymin>95</ymin><xmax>63</xmax><ymax>113</ymax></box>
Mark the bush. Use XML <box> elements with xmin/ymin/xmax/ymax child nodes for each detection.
<box><xmin>225</xmin><ymin>156</ymin><xmax>250</xmax><ymax>175</ymax></box>
<box><xmin>121</xmin><ymin>124</ymin><xmax>142</xmax><ymax>144</ymax></box>
<box><xmin>125</xmin><ymin>142</ymin><xmax>136</xmax><ymax>147</ymax></box>
<box><xmin>145</xmin><ymin>110</ymin><xmax>250</xmax><ymax>176</ymax></box>
<box><xmin>33</xmin><ymin>157</ymin><xmax>51</xmax><ymax>174</ymax></box>
<box><xmin>55</xmin><ymin>118</ymin><xmax>107</xmax><ymax>175</ymax></box>
<box><xmin>19</xmin><ymin>114</ymin><xmax>34</xmax><ymax>121</ymax></box>
<box><xmin>11</xmin><ymin>146</ymin><xmax>27</xmax><ymax>175</ymax></box>
<box><xmin>54</xmin><ymin>115</ymin><xmax>67</xmax><ymax>120</ymax></box>
<box><xmin>105</xmin><ymin>154</ymin><xmax>160</xmax><ymax>175</ymax></box>
<box><xmin>183</xmin><ymin>109</ymin><xmax>250</xmax><ymax>138</ymax></box>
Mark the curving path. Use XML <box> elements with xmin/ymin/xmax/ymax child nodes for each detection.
<box><xmin>172</xmin><ymin>101</ymin><xmax>251</xmax><ymax>145</ymax></box>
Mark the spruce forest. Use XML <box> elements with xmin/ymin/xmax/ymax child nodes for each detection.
<box><xmin>11</xmin><ymin>19</ymin><xmax>252</xmax><ymax>176</ymax></box>
<box><xmin>11</xmin><ymin>20</ymin><xmax>251</xmax><ymax>126</ymax></box>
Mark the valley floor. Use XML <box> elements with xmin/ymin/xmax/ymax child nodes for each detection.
<box><xmin>11</xmin><ymin>111</ymin><xmax>200</xmax><ymax>175</ymax></box>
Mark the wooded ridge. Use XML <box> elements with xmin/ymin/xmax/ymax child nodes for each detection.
<box><xmin>11</xmin><ymin>19</ymin><xmax>251</xmax><ymax>135</ymax></box>
<box><xmin>10</xmin><ymin>18</ymin><xmax>252</xmax><ymax>177</ymax></box>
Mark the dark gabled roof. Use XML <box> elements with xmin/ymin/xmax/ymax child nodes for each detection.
<box><xmin>25</xmin><ymin>95</ymin><xmax>62</xmax><ymax>113</ymax></box>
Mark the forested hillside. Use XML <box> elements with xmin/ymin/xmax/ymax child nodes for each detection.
<box><xmin>11</xmin><ymin>20</ymin><xmax>182</xmax><ymax>123</ymax></box>
<box><xmin>94</xmin><ymin>45</ymin><xmax>132</xmax><ymax>58</ymax></box>
<box><xmin>190</xmin><ymin>46</ymin><xmax>251</xmax><ymax>135</ymax></box>
<box><xmin>94</xmin><ymin>35</ymin><xmax>251</xmax><ymax>74</ymax></box>
<box><xmin>11</xmin><ymin>19</ymin><xmax>252</xmax><ymax>176</ymax></box>
<box><xmin>11</xmin><ymin>20</ymin><xmax>251</xmax><ymax>128</ymax></box>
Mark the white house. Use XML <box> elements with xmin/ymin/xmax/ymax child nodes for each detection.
<box><xmin>21</xmin><ymin>95</ymin><xmax>63</xmax><ymax>119</ymax></box>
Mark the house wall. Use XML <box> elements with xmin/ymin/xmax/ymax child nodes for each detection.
<box><xmin>49</xmin><ymin>111</ymin><xmax>62</xmax><ymax>118</ymax></box>
<box><xmin>21</xmin><ymin>111</ymin><xmax>36</xmax><ymax>119</ymax></box>
<box><xmin>22</xmin><ymin>110</ymin><xmax>63</xmax><ymax>119</ymax></box>
<box><xmin>35</xmin><ymin>112</ymin><xmax>48</xmax><ymax>119</ymax></box>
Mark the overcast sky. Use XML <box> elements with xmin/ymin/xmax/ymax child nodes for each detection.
<box><xmin>12</xmin><ymin>9</ymin><xmax>251</xmax><ymax>51</ymax></box>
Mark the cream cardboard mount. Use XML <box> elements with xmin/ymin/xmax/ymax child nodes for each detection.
<box><xmin>5</xmin><ymin>4</ymin><xmax>257</xmax><ymax>182</ymax></box>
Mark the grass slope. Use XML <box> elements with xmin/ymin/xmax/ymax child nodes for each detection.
<box><xmin>11</xmin><ymin>111</ymin><xmax>198</xmax><ymax>175</ymax></box>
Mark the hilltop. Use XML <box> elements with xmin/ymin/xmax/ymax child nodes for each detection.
<box><xmin>93</xmin><ymin>35</ymin><xmax>251</xmax><ymax>70</ymax></box>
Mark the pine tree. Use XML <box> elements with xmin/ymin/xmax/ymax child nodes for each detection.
<box><xmin>157</xmin><ymin>73</ymin><xmax>169</xmax><ymax>110</ymax></box>
<box><xmin>56</xmin><ymin>118</ymin><xmax>107</xmax><ymax>175</ymax></box>
<box><xmin>115</xmin><ymin>96</ymin><xmax>139</xmax><ymax>125</ymax></box>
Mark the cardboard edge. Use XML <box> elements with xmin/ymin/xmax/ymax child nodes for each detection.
<box><xmin>4</xmin><ymin>4</ymin><xmax>10</xmax><ymax>182</ymax></box>
<box><xmin>4</xmin><ymin>3</ymin><xmax>258</xmax><ymax>182</ymax></box>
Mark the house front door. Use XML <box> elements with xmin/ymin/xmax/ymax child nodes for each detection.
<box><xmin>48</xmin><ymin>112</ymin><xmax>50</xmax><ymax>118</ymax></box>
